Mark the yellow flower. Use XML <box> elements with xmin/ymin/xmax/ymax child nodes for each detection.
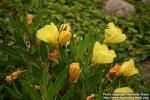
<box><xmin>103</xmin><ymin>22</ymin><xmax>126</xmax><ymax>44</ymax></box>
<box><xmin>92</xmin><ymin>42</ymin><xmax>116</xmax><ymax>64</ymax></box>
<box><xmin>114</xmin><ymin>87</ymin><xmax>133</xmax><ymax>93</ymax></box>
<box><xmin>36</xmin><ymin>23</ymin><xmax>71</xmax><ymax>46</ymax></box>
<box><xmin>69</xmin><ymin>63</ymin><xmax>80</xmax><ymax>83</ymax></box>
<box><xmin>113</xmin><ymin>87</ymin><xmax>140</xmax><ymax>100</ymax></box>
<box><xmin>117</xmin><ymin>59</ymin><xmax>139</xmax><ymax>77</ymax></box>
<box><xmin>36</xmin><ymin>23</ymin><xmax>59</xmax><ymax>45</ymax></box>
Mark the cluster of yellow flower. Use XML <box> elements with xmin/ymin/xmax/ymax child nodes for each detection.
<box><xmin>36</xmin><ymin>22</ymin><xmax>139</xmax><ymax>79</ymax></box>
<box><xmin>5</xmin><ymin>19</ymin><xmax>139</xmax><ymax>98</ymax></box>
<box><xmin>36</xmin><ymin>23</ymin><xmax>71</xmax><ymax>46</ymax></box>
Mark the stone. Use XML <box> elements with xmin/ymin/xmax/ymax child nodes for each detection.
<box><xmin>142</xmin><ymin>59</ymin><xmax>150</xmax><ymax>84</ymax></box>
<box><xmin>103</xmin><ymin>0</ymin><xmax>135</xmax><ymax>18</ymax></box>
<box><xmin>143</xmin><ymin>0</ymin><xmax>150</xmax><ymax>4</ymax></box>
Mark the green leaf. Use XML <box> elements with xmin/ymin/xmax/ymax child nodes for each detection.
<box><xmin>61</xmin><ymin>86</ymin><xmax>74</xmax><ymax>100</ymax></box>
<box><xmin>22</xmin><ymin>81</ymin><xmax>41</xmax><ymax>100</ymax></box>
<box><xmin>75</xmin><ymin>34</ymin><xmax>94</xmax><ymax>60</ymax></box>
<box><xmin>59</xmin><ymin>47</ymin><xmax>69</xmax><ymax>64</ymax></box>
<box><xmin>0</xmin><ymin>44</ymin><xmax>40</xmax><ymax>69</ymax></box>
<box><xmin>5</xmin><ymin>86</ymin><xmax>22</xmax><ymax>99</ymax></box>
<box><xmin>9</xmin><ymin>17</ymin><xmax>30</xmax><ymax>35</ymax></box>
<box><xmin>46</xmin><ymin>69</ymin><xmax>67</xmax><ymax>100</ymax></box>
<box><xmin>0</xmin><ymin>44</ymin><xmax>22</xmax><ymax>60</ymax></box>
<box><xmin>13</xmin><ymin>32</ymin><xmax>27</xmax><ymax>48</ymax></box>
<box><xmin>31</xmin><ymin>11</ymin><xmax>43</xmax><ymax>33</ymax></box>
<box><xmin>39</xmin><ymin>42</ymin><xmax>48</xmax><ymax>62</ymax></box>
<box><xmin>40</xmin><ymin>68</ymin><xmax>49</xmax><ymax>99</ymax></box>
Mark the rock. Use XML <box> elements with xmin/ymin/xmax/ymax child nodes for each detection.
<box><xmin>103</xmin><ymin>0</ymin><xmax>135</xmax><ymax>18</ymax></box>
<box><xmin>142</xmin><ymin>58</ymin><xmax>150</xmax><ymax>84</ymax></box>
<box><xmin>143</xmin><ymin>0</ymin><xmax>150</xmax><ymax>4</ymax></box>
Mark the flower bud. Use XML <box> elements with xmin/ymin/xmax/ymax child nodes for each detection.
<box><xmin>58</xmin><ymin>31</ymin><xmax>71</xmax><ymax>46</ymax></box>
<box><xmin>69</xmin><ymin>63</ymin><xmax>80</xmax><ymax>83</ymax></box>
<box><xmin>108</xmin><ymin>64</ymin><xmax>121</xmax><ymax>75</ymax></box>
<box><xmin>35</xmin><ymin>85</ymin><xmax>40</xmax><ymax>91</ymax></box>
<box><xmin>86</xmin><ymin>94</ymin><xmax>95</xmax><ymax>100</ymax></box>
<box><xmin>48</xmin><ymin>50</ymin><xmax>59</xmax><ymax>61</ymax></box>
<box><xmin>27</xmin><ymin>14</ymin><xmax>33</xmax><ymax>26</ymax></box>
<box><xmin>60</xmin><ymin>23</ymin><xmax>71</xmax><ymax>32</ymax></box>
<box><xmin>5</xmin><ymin>75</ymin><xmax>13</xmax><ymax>83</ymax></box>
<box><xmin>11</xmin><ymin>69</ymin><xmax>26</xmax><ymax>79</ymax></box>
<box><xmin>11</xmin><ymin>72</ymin><xmax>18</xmax><ymax>79</ymax></box>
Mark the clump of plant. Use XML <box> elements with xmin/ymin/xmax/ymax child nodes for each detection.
<box><xmin>0</xmin><ymin>14</ymin><xmax>142</xmax><ymax>100</ymax></box>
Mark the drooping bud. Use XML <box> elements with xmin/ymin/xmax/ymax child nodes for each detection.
<box><xmin>35</xmin><ymin>85</ymin><xmax>40</xmax><ymax>91</ymax></box>
<box><xmin>27</xmin><ymin>14</ymin><xmax>33</xmax><ymax>26</ymax></box>
<box><xmin>5</xmin><ymin>75</ymin><xmax>13</xmax><ymax>83</ymax></box>
<box><xmin>48</xmin><ymin>50</ymin><xmax>59</xmax><ymax>61</ymax></box>
<box><xmin>86</xmin><ymin>94</ymin><xmax>95</xmax><ymax>100</ymax></box>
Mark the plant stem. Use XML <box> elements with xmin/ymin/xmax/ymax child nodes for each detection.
<box><xmin>12</xmin><ymin>81</ymin><xmax>22</xmax><ymax>96</ymax></box>
<box><xmin>97</xmin><ymin>67</ymin><xmax>103</xmax><ymax>100</ymax></box>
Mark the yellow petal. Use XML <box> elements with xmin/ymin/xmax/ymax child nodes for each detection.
<box><xmin>103</xmin><ymin>22</ymin><xmax>126</xmax><ymax>44</ymax></box>
<box><xmin>114</xmin><ymin>87</ymin><xmax>133</xmax><ymax>93</ymax></box>
<box><xmin>36</xmin><ymin>23</ymin><xmax>59</xmax><ymax>45</ymax></box>
<box><xmin>118</xmin><ymin>59</ymin><xmax>139</xmax><ymax>77</ymax></box>
<box><xmin>92</xmin><ymin>42</ymin><xmax>116</xmax><ymax>64</ymax></box>
<box><xmin>60</xmin><ymin>23</ymin><xmax>71</xmax><ymax>32</ymax></box>
<box><xmin>113</xmin><ymin>87</ymin><xmax>140</xmax><ymax>100</ymax></box>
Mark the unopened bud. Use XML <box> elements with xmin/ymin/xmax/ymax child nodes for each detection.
<box><xmin>69</xmin><ymin>63</ymin><xmax>80</xmax><ymax>83</ymax></box>
<box><xmin>86</xmin><ymin>94</ymin><xmax>95</xmax><ymax>100</ymax></box>
<box><xmin>48</xmin><ymin>50</ymin><xmax>59</xmax><ymax>61</ymax></box>
<box><xmin>35</xmin><ymin>85</ymin><xmax>40</xmax><ymax>91</ymax></box>
<box><xmin>5</xmin><ymin>75</ymin><xmax>13</xmax><ymax>83</ymax></box>
<box><xmin>27</xmin><ymin>14</ymin><xmax>33</xmax><ymax>26</ymax></box>
<box><xmin>58</xmin><ymin>31</ymin><xmax>71</xmax><ymax>46</ymax></box>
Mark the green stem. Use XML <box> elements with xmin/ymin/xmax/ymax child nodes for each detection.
<box><xmin>107</xmin><ymin>76</ymin><xmax>118</xmax><ymax>89</ymax></box>
<box><xmin>97</xmin><ymin>67</ymin><xmax>103</xmax><ymax>100</ymax></box>
<box><xmin>81</xmin><ymin>72</ymin><xmax>86</xmax><ymax>100</ymax></box>
<box><xmin>119</xmin><ymin>78</ymin><xmax>121</xmax><ymax>87</ymax></box>
<box><xmin>12</xmin><ymin>81</ymin><xmax>22</xmax><ymax>96</ymax></box>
